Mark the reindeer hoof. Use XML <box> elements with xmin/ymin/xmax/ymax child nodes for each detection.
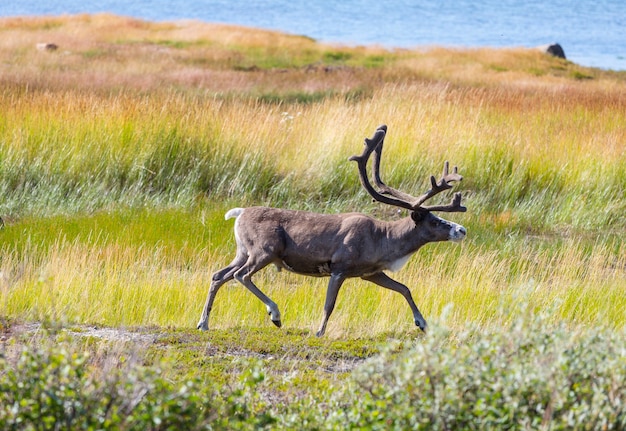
<box><xmin>197</xmin><ymin>321</ymin><xmax>209</xmax><ymax>331</ymax></box>
<box><xmin>267</xmin><ymin>307</ymin><xmax>281</xmax><ymax>327</ymax></box>
<box><xmin>415</xmin><ymin>319</ymin><xmax>428</xmax><ymax>333</ymax></box>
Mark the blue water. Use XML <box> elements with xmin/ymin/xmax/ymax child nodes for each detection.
<box><xmin>2</xmin><ymin>1</ymin><xmax>625</xmax><ymax>70</ymax></box>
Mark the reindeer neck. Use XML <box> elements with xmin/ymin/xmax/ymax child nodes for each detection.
<box><xmin>384</xmin><ymin>215</ymin><xmax>430</xmax><ymax>255</ymax></box>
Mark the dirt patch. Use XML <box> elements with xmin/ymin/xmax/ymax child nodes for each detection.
<box><xmin>1</xmin><ymin>322</ymin><xmax>158</xmax><ymax>345</ymax></box>
<box><xmin>67</xmin><ymin>326</ymin><xmax>159</xmax><ymax>344</ymax></box>
<box><xmin>1</xmin><ymin>320</ymin><xmax>373</xmax><ymax>376</ymax></box>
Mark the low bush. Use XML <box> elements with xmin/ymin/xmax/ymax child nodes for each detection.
<box><xmin>2</xmin><ymin>313</ymin><xmax>625</xmax><ymax>430</ymax></box>
<box><xmin>0</xmin><ymin>339</ymin><xmax>275</xmax><ymax>430</ymax></box>
<box><xmin>331</xmin><ymin>312</ymin><xmax>626</xmax><ymax>430</ymax></box>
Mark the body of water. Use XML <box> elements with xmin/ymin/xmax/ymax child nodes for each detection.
<box><xmin>2</xmin><ymin>0</ymin><xmax>625</xmax><ymax>70</ymax></box>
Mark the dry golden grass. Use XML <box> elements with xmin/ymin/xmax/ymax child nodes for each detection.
<box><xmin>2</xmin><ymin>13</ymin><xmax>623</xmax><ymax>95</ymax></box>
<box><xmin>0</xmin><ymin>13</ymin><xmax>373</xmax><ymax>94</ymax></box>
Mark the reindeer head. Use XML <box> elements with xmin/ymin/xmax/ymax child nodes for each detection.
<box><xmin>349</xmin><ymin>125</ymin><xmax>467</xmax><ymax>243</ymax></box>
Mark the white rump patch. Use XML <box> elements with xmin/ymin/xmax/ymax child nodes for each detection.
<box><xmin>225</xmin><ymin>208</ymin><xmax>244</xmax><ymax>220</ymax></box>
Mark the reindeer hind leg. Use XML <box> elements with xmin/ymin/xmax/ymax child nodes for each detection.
<box><xmin>197</xmin><ymin>252</ymin><xmax>247</xmax><ymax>331</ymax></box>
<box><xmin>233</xmin><ymin>254</ymin><xmax>282</xmax><ymax>327</ymax></box>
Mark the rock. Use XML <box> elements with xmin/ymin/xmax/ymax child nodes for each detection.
<box><xmin>36</xmin><ymin>43</ymin><xmax>58</xmax><ymax>51</ymax></box>
<box><xmin>538</xmin><ymin>43</ymin><xmax>566</xmax><ymax>59</ymax></box>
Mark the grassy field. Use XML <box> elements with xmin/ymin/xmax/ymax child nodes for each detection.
<box><xmin>1</xmin><ymin>13</ymin><xmax>625</xmax><ymax>428</ymax></box>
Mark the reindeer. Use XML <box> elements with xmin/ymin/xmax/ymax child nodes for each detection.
<box><xmin>197</xmin><ymin>125</ymin><xmax>467</xmax><ymax>336</ymax></box>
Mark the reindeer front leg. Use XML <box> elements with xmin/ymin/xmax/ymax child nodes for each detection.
<box><xmin>362</xmin><ymin>272</ymin><xmax>427</xmax><ymax>331</ymax></box>
<box><xmin>316</xmin><ymin>273</ymin><xmax>347</xmax><ymax>337</ymax></box>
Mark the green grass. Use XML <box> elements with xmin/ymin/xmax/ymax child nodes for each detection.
<box><xmin>1</xmin><ymin>88</ymin><xmax>624</xmax><ymax>330</ymax></box>
<box><xmin>1</xmin><ymin>204</ymin><xmax>624</xmax><ymax>334</ymax></box>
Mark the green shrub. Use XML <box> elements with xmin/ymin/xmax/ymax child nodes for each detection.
<box><xmin>0</xmin><ymin>340</ymin><xmax>275</xmax><ymax>430</ymax></box>
<box><xmin>1</xmin><ymin>315</ymin><xmax>625</xmax><ymax>430</ymax></box>
<box><xmin>331</xmin><ymin>314</ymin><xmax>626</xmax><ymax>430</ymax></box>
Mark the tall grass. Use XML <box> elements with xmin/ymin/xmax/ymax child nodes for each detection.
<box><xmin>0</xmin><ymin>14</ymin><xmax>625</xmax><ymax>336</ymax></box>
<box><xmin>2</xmin><ymin>85</ymin><xmax>624</xmax><ymax>227</ymax></box>
<box><xmin>1</xmin><ymin>209</ymin><xmax>624</xmax><ymax>335</ymax></box>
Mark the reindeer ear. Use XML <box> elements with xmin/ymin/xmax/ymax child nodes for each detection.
<box><xmin>411</xmin><ymin>210</ymin><xmax>427</xmax><ymax>223</ymax></box>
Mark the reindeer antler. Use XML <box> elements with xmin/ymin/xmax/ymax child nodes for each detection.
<box><xmin>412</xmin><ymin>161</ymin><xmax>466</xmax><ymax>212</ymax></box>
<box><xmin>350</xmin><ymin>125</ymin><xmax>466</xmax><ymax>213</ymax></box>
<box><xmin>371</xmin><ymin>125</ymin><xmax>424</xmax><ymax>204</ymax></box>
<box><xmin>420</xmin><ymin>191</ymin><xmax>466</xmax><ymax>213</ymax></box>
<box><xmin>349</xmin><ymin>126</ymin><xmax>415</xmax><ymax>211</ymax></box>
